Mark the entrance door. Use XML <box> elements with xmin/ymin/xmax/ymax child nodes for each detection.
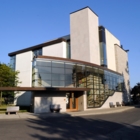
<box><xmin>66</xmin><ymin>92</ymin><xmax>78</xmax><ymax>111</ymax></box>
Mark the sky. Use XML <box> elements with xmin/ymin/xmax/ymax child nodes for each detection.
<box><xmin>0</xmin><ymin>0</ymin><xmax>139</xmax><ymax>88</ymax></box>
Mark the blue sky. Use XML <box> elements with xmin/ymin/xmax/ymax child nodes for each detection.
<box><xmin>0</xmin><ymin>0</ymin><xmax>139</xmax><ymax>87</ymax></box>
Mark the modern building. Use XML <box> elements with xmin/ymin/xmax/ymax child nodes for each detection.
<box><xmin>8</xmin><ymin>7</ymin><xmax>130</xmax><ymax>113</ymax></box>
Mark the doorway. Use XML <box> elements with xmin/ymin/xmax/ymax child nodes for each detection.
<box><xmin>66</xmin><ymin>92</ymin><xmax>78</xmax><ymax>111</ymax></box>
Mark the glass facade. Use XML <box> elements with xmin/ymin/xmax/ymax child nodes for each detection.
<box><xmin>99</xmin><ymin>26</ymin><xmax>107</xmax><ymax>67</ymax></box>
<box><xmin>33</xmin><ymin>49</ymin><xmax>42</xmax><ymax>58</ymax></box>
<box><xmin>66</xmin><ymin>41</ymin><xmax>71</xmax><ymax>59</ymax></box>
<box><xmin>32</xmin><ymin>59</ymin><xmax>124</xmax><ymax>108</ymax></box>
<box><xmin>10</xmin><ymin>56</ymin><xmax>16</xmax><ymax>70</ymax></box>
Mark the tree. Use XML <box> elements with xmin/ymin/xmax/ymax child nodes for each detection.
<box><xmin>131</xmin><ymin>83</ymin><xmax>140</xmax><ymax>104</ymax></box>
<box><xmin>0</xmin><ymin>63</ymin><xmax>21</xmax><ymax>105</ymax></box>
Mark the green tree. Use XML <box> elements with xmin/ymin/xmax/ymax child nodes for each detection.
<box><xmin>131</xmin><ymin>83</ymin><xmax>140</xmax><ymax>104</ymax></box>
<box><xmin>0</xmin><ymin>63</ymin><xmax>21</xmax><ymax>105</ymax></box>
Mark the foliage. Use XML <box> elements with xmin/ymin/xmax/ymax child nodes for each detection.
<box><xmin>0</xmin><ymin>63</ymin><xmax>20</xmax><ymax>87</ymax></box>
<box><xmin>0</xmin><ymin>63</ymin><xmax>21</xmax><ymax>104</ymax></box>
<box><xmin>131</xmin><ymin>83</ymin><xmax>140</xmax><ymax>104</ymax></box>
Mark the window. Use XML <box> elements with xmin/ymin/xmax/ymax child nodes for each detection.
<box><xmin>33</xmin><ymin>49</ymin><xmax>42</xmax><ymax>59</ymax></box>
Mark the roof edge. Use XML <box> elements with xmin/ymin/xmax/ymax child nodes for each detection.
<box><xmin>0</xmin><ymin>87</ymin><xmax>90</xmax><ymax>91</ymax></box>
<box><xmin>70</xmin><ymin>6</ymin><xmax>98</xmax><ymax>17</ymax></box>
<box><xmin>8</xmin><ymin>38</ymin><xmax>66</xmax><ymax>56</ymax></box>
<box><xmin>114</xmin><ymin>44</ymin><xmax>129</xmax><ymax>53</ymax></box>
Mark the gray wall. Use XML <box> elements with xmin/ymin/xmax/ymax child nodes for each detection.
<box><xmin>43</xmin><ymin>42</ymin><xmax>67</xmax><ymax>58</ymax></box>
<box><xmin>115</xmin><ymin>44</ymin><xmax>130</xmax><ymax>102</ymax></box>
<box><xmin>14</xmin><ymin>51</ymin><xmax>32</xmax><ymax>106</ymax></box>
<box><xmin>78</xmin><ymin>93</ymin><xmax>84</xmax><ymax>111</ymax></box>
<box><xmin>34</xmin><ymin>91</ymin><xmax>66</xmax><ymax>113</ymax></box>
<box><xmin>70</xmin><ymin>7</ymin><xmax>100</xmax><ymax>64</ymax></box>
<box><xmin>105</xmin><ymin>29</ymin><xmax>120</xmax><ymax>71</ymax></box>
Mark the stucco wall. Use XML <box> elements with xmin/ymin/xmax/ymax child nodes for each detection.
<box><xmin>105</xmin><ymin>29</ymin><xmax>120</xmax><ymax>71</ymax></box>
<box><xmin>34</xmin><ymin>92</ymin><xmax>66</xmax><ymax>113</ymax></box>
<box><xmin>43</xmin><ymin>41</ymin><xmax>67</xmax><ymax>58</ymax></box>
<box><xmin>115</xmin><ymin>44</ymin><xmax>130</xmax><ymax>102</ymax></box>
<box><xmin>14</xmin><ymin>91</ymin><xmax>32</xmax><ymax>106</ymax></box>
<box><xmin>14</xmin><ymin>51</ymin><xmax>32</xmax><ymax>105</ymax></box>
<box><xmin>16</xmin><ymin>51</ymin><xmax>32</xmax><ymax>87</ymax></box>
<box><xmin>70</xmin><ymin>8</ymin><xmax>100</xmax><ymax>64</ymax></box>
<box><xmin>101</xmin><ymin>92</ymin><xmax>123</xmax><ymax>108</ymax></box>
<box><xmin>83</xmin><ymin>91</ymin><xmax>87</xmax><ymax>110</ymax></box>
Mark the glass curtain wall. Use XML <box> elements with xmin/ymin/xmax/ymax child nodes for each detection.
<box><xmin>33</xmin><ymin>49</ymin><xmax>42</xmax><ymax>59</ymax></box>
<box><xmin>10</xmin><ymin>56</ymin><xmax>16</xmax><ymax>70</ymax></box>
<box><xmin>99</xmin><ymin>26</ymin><xmax>107</xmax><ymax>67</ymax></box>
<box><xmin>66</xmin><ymin>41</ymin><xmax>71</xmax><ymax>59</ymax></box>
<box><xmin>32</xmin><ymin>59</ymin><xmax>124</xmax><ymax>108</ymax></box>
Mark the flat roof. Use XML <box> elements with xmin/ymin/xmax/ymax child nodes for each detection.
<box><xmin>0</xmin><ymin>87</ymin><xmax>90</xmax><ymax>91</ymax></box>
<box><xmin>8</xmin><ymin>38</ymin><xmax>67</xmax><ymax>56</ymax></box>
<box><xmin>70</xmin><ymin>6</ymin><xmax>98</xmax><ymax>17</ymax></box>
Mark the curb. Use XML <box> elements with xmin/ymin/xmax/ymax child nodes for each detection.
<box><xmin>70</xmin><ymin>107</ymin><xmax>135</xmax><ymax>117</ymax></box>
<box><xmin>0</xmin><ymin>106</ymin><xmax>136</xmax><ymax>120</ymax></box>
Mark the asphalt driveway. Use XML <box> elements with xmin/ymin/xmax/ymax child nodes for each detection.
<box><xmin>0</xmin><ymin>107</ymin><xmax>140</xmax><ymax>140</ymax></box>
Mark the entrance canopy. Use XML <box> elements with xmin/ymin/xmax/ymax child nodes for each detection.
<box><xmin>0</xmin><ymin>87</ymin><xmax>90</xmax><ymax>91</ymax></box>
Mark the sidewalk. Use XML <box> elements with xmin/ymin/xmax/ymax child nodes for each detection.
<box><xmin>0</xmin><ymin>106</ymin><xmax>136</xmax><ymax>120</ymax></box>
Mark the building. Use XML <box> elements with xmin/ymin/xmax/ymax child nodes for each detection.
<box><xmin>8</xmin><ymin>7</ymin><xmax>130</xmax><ymax>113</ymax></box>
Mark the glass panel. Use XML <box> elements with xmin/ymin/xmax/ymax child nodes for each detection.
<box><xmin>38</xmin><ymin>73</ymin><xmax>51</xmax><ymax>80</ymax></box>
<box><xmin>66</xmin><ymin>42</ymin><xmax>71</xmax><ymax>59</ymax></box>
<box><xmin>87</xmin><ymin>82</ymin><xmax>93</xmax><ymax>88</ymax></box>
<box><xmin>65</xmin><ymin>63</ymin><xmax>75</xmax><ymax>69</ymax></box>
<box><xmin>52</xmin><ymin>68</ymin><xmax>64</xmax><ymax>74</ymax></box>
<box><xmin>37</xmin><ymin>66</ymin><xmax>51</xmax><ymax>73</ymax></box>
<box><xmin>100</xmin><ymin>42</ymin><xmax>107</xmax><ymax>66</ymax></box>
<box><xmin>65</xmin><ymin>68</ymin><xmax>73</xmax><ymax>74</ymax></box>
<box><xmin>10</xmin><ymin>56</ymin><xmax>16</xmax><ymax>70</ymax></box>
<box><xmin>65</xmin><ymin>74</ymin><xmax>73</xmax><ymax>81</ymax></box>
<box><xmin>52</xmin><ymin>81</ymin><xmax>65</xmax><ymax>87</ymax></box>
<box><xmin>36</xmin><ymin>61</ymin><xmax>51</xmax><ymax>67</ymax></box>
<box><xmin>42</xmin><ymin>80</ymin><xmax>51</xmax><ymax>87</ymax></box>
<box><xmin>65</xmin><ymin>81</ymin><xmax>75</xmax><ymax>87</ymax></box>
<box><xmin>87</xmin><ymin>94</ymin><xmax>94</xmax><ymax>107</ymax></box>
<box><xmin>33</xmin><ymin>79</ymin><xmax>51</xmax><ymax>87</ymax></box>
<box><xmin>33</xmin><ymin>49</ymin><xmax>42</xmax><ymax>58</ymax></box>
<box><xmin>52</xmin><ymin>74</ymin><xmax>65</xmax><ymax>80</ymax></box>
<box><xmin>52</xmin><ymin>61</ymin><xmax>64</xmax><ymax>68</ymax></box>
<box><xmin>76</xmin><ymin>64</ymin><xmax>85</xmax><ymax>71</ymax></box>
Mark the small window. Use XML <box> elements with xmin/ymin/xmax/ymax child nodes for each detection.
<box><xmin>33</xmin><ymin>48</ymin><xmax>42</xmax><ymax>58</ymax></box>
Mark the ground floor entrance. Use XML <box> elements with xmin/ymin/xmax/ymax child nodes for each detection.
<box><xmin>33</xmin><ymin>90</ymin><xmax>85</xmax><ymax>113</ymax></box>
<box><xmin>66</xmin><ymin>92</ymin><xmax>78</xmax><ymax>111</ymax></box>
<box><xmin>66</xmin><ymin>92</ymin><xmax>84</xmax><ymax>112</ymax></box>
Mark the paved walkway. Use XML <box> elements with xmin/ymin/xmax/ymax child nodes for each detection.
<box><xmin>0</xmin><ymin>106</ymin><xmax>136</xmax><ymax>120</ymax></box>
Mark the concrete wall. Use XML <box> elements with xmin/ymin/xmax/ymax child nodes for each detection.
<box><xmin>70</xmin><ymin>7</ymin><xmax>100</xmax><ymax>64</ymax></box>
<box><xmin>14</xmin><ymin>51</ymin><xmax>32</xmax><ymax>105</ymax></box>
<box><xmin>105</xmin><ymin>29</ymin><xmax>120</xmax><ymax>71</ymax></box>
<box><xmin>43</xmin><ymin>41</ymin><xmax>67</xmax><ymax>58</ymax></box>
<box><xmin>83</xmin><ymin>91</ymin><xmax>87</xmax><ymax>110</ymax></box>
<box><xmin>16</xmin><ymin>51</ymin><xmax>32</xmax><ymax>87</ymax></box>
<box><xmin>34</xmin><ymin>92</ymin><xmax>66</xmax><ymax>113</ymax></box>
<box><xmin>15</xmin><ymin>91</ymin><xmax>32</xmax><ymax>106</ymax></box>
<box><xmin>115</xmin><ymin>44</ymin><xmax>130</xmax><ymax>102</ymax></box>
<box><xmin>78</xmin><ymin>93</ymin><xmax>84</xmax><ymax>111</ymax></box>
<box><xmin>101</xmin><ymin>92</ymin><xmax>123</xmax><ymax>108</ymax></box>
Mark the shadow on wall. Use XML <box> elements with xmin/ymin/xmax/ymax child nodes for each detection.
<box><xmin>15</xmin><ymin>91</ymin><xmax>32</xmax><ymax>106</ymax></box>
<box><xmin>34</xmin><ymin>97</ymin><xmax>52</xmax><ymax>113</ymax></box>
